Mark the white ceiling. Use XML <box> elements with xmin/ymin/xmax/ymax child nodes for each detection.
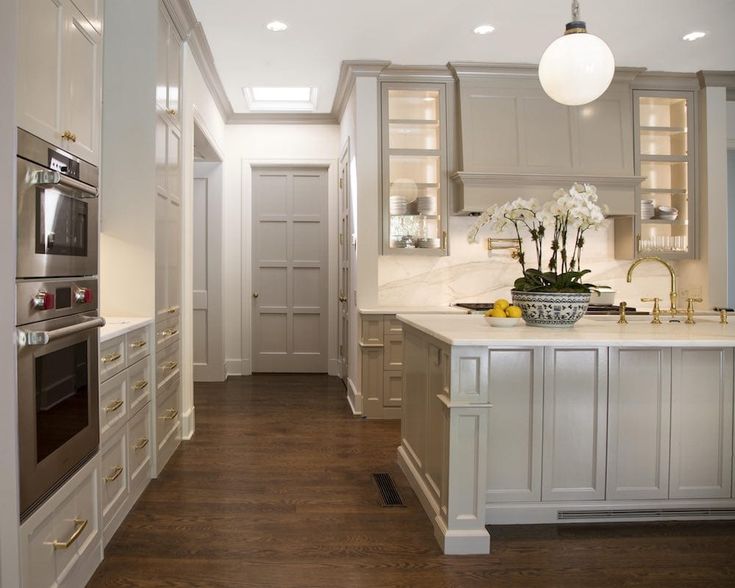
<box><xmin>189</xmin><ymin>0</ymin><xmax>735</xmax><ymax>113</ymax></box>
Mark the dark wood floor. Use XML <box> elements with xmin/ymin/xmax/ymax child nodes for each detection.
<box><xmin>89</xmin><ymin>374</ymin><xmax>735</xmax><ymax>587</ymax></box>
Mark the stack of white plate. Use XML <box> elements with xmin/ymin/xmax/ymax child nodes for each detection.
<box><xmin>389</xmin><ymin>196</ymin><xmax>408</xmax><ymax>215</ymax></box>
<box><xmin>641</xmin><ymin>199</ymin><xmax>655</xmax><ymax>220</ymax></box>
<box><xmin>416</xmin><ymin>237</ymin><xmax>441</xmax><ymax>248</ymax></box>
<box><xmin>416</xmin><ymin>195</ymin><xmax>437</xmax><ymax>216</ymax></box>
<box><xmin>655</xmin><ymin>205</ymin><xmax>678</xmax><ymax>221</ymax></box>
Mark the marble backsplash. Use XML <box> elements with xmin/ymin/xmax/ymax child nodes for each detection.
<box><xmin>378</xmin><ymin>216</ymin><xmax>694</xmax><ymax>307</ymax></box>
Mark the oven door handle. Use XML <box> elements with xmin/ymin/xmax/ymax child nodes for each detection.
<box><xmin>18</xmin><ymin>316</ymin><xmax>106</xmax><ymax>347</ymax></box>
<box><xmin>33</xmin><ymin>170</ymin><xmax>98</xmax><ymax>198</ymax></box>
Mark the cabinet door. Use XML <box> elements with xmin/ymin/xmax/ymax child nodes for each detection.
<box><xmin>167</xmin><ymin>199</ymin><xmax>182</xmax><ymax>313</ymax></box>
<box><xmin>166</xmin><ymin>24</ymin><xmax>182</xmax><ymax>123</ymax></box>
<box><xmin>17</xmin><ymin>0</ymin><xmax>63</xmax><ymax>145</ymax></box>
<box><xmin>167</xmin><ymin>124</ymin><xmax>182</xmax><ymax>202</ymax></box>
<box><xmin>487</xmin><ymin>347</ymin><xmax>543</xmax><ymax>503</ymax></box>
<box><xmin>542</xmin><ymin>347</ymin><xmax>608</xmax><ymax>501</ymax></box>
<box><xmin>670</xmin><ymin>348</ymin><xmax>734</xmax><ymax>499</ymax></box>
<box><xmin>156</xmin><ymin>4</ymin><xmax>169</xmax><ymax>113</ymax></box>
<box><xmin>155</xmin><ymin>115</ymin><xmax>168</xmax><ymax>195</ymax></box>
<box><xmin>70</xmin><ymin>0</ymin><xmax>101</xmax><ymax>32</ymax></box>
<box><xmin>383</xmin><ymin>371</ymin><xmax>403</xmax><ymax>408</ymax></box>
<box><xmin>61</xmin><ymin>2</ymin><xmax>101</xmax><ymax>164</ymax></box>
<box><xmin>607</xmin><ymin>348</ymin><xmax>671</xmax><ymax>500</ymax></box>
<box><xmin>362</xmin><ymin>347</ymin><xmax>384</xmax><ymax>418</ymax></box>
<box><xmin>155</xmin><ymin>191</ymin><xmax>169</xmax><ymax>317</ymax></box>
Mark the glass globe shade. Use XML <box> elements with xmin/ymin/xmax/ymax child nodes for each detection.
<box><xmin>539</xmin><ymin>32</ymin><xmax>615</xmax><ymax>106</ymax></box>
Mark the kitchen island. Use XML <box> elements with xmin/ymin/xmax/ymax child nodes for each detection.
<box><xmin>396</xmin><ymin>314</ymin><xmax>735</xmax><ymax>554</ymax></box>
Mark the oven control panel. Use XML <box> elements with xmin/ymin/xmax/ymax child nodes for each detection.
<box><xmin>17</xmin><ymin>278</ymin><xmax>98</xmax><ymax>326</ymax></box>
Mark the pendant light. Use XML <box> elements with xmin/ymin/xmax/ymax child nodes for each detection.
<box><xmin>538</xmin><ymin>0</ymin><xmax>615</xmax><ymax>106</ymax></box>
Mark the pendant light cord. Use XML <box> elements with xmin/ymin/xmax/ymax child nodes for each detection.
<box><xmin>571</xmin><ymin>0</ymin><xmax>580</xmax><ymax>21</ymax></box>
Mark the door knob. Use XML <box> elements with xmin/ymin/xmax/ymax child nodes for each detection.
<box><xmin>252</xmin><ymin>292</ymin><xmax>259</xmax><ymax>298</ymax></box>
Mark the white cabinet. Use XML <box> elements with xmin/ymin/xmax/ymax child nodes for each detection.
<box><xmin>542</xmin><ymin>347</ymin><xmax>608</xmax><ymax>501</ymax></box>
<box><xmin>486</xmin><ymin>347</ymin><xmax>543</xmax><ymax>503</ymax></box>
<box><xmin>670</xmin><ymin>348</ymin><xmax>734</xmax><ymax>499</ymax></box>
<box><xmin>19</xmin><ymin>455</ymin><xmax>102</xmax><ymax>588</ymax></box>
<box><xmin>157</xmin><ymin>3</ymin><xmax>181</xmax><ymax>126</ymax></box>
<box><xmin>360</xmin><ymin>314</ymin><xmax>404</xmax><ymax>418</ymax></box>
<box><xmin>17</xmin><ymin>0</ymin><xmax>102</xmax><ymax>165</ymax></box>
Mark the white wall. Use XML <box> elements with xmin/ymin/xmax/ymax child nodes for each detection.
<box><xmin>223</xmin><ymin>124</ymin><xmax>340</xmax><ymax>376</ymax></box>
<box><xmin>0</xmin><ymin>0</ymin><xmax>21</xmax><ymax>584</ymax></box>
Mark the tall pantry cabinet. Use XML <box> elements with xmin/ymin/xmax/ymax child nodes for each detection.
<box><xmin>154</xmin><ymin>3</ymin><xmax>183</xmax><ymax>475</ymax></box>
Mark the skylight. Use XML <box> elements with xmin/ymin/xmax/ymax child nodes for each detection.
<box><xmin>244</xmin><ymin>87</ymin><xmax>318</xmax><ymax>112</ymax></box>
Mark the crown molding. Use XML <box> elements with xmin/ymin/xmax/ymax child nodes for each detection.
<box><xmin>187</xmin><ymin>22</ymin><xmax>235</xmax><ymax>120</ymax></box>
<box><xmin>228</xmin><ymin>112</ymin><xmax>338</xmax><ymax>125</ymax></box>
<box><xmin>697</xmin><ymin>70</ymin><xmax>735</xmax><ymax>97</ymax></box>
<box><xmin>162</xmin><ymin>0</ymin><xmax>197</xmax><ymax>41</ymax></box>
<box><xmin>331</xmin><ymin>60</ymin><xmax>391</xmax><ymax>122</ymax></box>
<box><xmin>449</xmin><ymin>62</ymin><xmax>645</xmax><ymax>84</ymax></box>
<box><xmin>380</xmin><ymin>64</ymin><xmax>453</xmax><ymax>83</ymax></box>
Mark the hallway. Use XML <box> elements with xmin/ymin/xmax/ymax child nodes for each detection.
<box><xmin>89</xmin><ymin>375</ymin><xmax>735</xmax><ymax>587</ymax></box>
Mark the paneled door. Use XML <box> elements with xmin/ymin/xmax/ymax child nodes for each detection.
<box><xmin>252</xmin><ymin>167</ymin><xmax>328</xmax><ymax>372</ymax></box>
<box><xmin>193</xmin><ymin>169</ymin><xmax>224</xmax><ymax>381</ymax></box>
<box><xmin>337</xmin><ymin>148</ymin><xmax>351</xmax><ymax>380</ymax></box>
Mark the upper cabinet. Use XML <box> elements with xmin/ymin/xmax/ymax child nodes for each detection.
<box><xmin>449</xmin><ymin>64</ymin><xmax>642</xmax><ymax>217</ymax></box>
<box><xmin>17</xmin><ymin>0</ymin><xmax>103</xmax><ymax>165</ymax></box>
<box><xmin>380</xmin><ymin>81</ymin><xmax>452</xmax><ymax>255</ymax></box>
<box><xmin>634</xmin><ymin>90</ymin><xmax>697</xmax><ymax>259</ymax></box>
<box><xmin>157</xmin><ymin>4</ymin><xmax>182</xmax><ymax>127</ymax></box>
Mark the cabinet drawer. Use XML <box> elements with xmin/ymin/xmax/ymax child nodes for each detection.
<box><xmin>384</xmin><ymin>316</ymin><xmax>403</xmax><ymax>335</ymax></box>
<box><xmin>155</xmin><ymin>315</ymin><xmax>180</xmax><ymax>350</ymax></box>
<box><xmin>383</xmin><ymin>334</ymin><xmax>404</xmax><ymax>370</ymax></box>
<box><xmin>156</xmin><ymin>341</ymin><xmax>180</xmax><ymax>390</ymax></box>
<box><xmin>99</xmin><ymin>428</ymin><xmax>128</xmax><ymax>531</ymax></box>
<box><xmin>100</xmin><ymin>335</ymin><xmax>126</xmax><ymax>381</ymax></box>
<box><xmin>99</xmin><ymin>370</ymin><xmax>127</xmax><ymax>443</ymax></box>
<box><xmin>360</xmin><ymin>316</ymin><xmax>384</xmax><ymax>345</ymax></box>
<box><xmin>383</xmin><ymin>370</ymin><xmax>403</xmax><ymax>407</ymax></box>
<box><xmin>128</xmin><ymin>403</ymin><xmax>152</xmax><ymax>492</ymax></box>
<box><xmin>127</xmin><ymin>356</ymin><xmax>151</xmax><ymax>416</ymax></box>
<box><xmin>20</xmin><ymin>455</ymin><xmax>100</xmax><ymax>588</ymax></box>
<box><xmin>156</xmin><ymin>378</ymin><xmax>181</xmax><ymax>475</ymax></box>
<box><xmin>156</xmin><ymin>304</ymin><xmax>180</xmax><ymax>323</ymax></box>
<box><xmin>126</xmin><ymin>325</ymin><xmax>152</xmax><ymax>366</ymax></box>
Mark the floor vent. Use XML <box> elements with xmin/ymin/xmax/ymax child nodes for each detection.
<box><xmin>558</xmin><ymin>507</ymin><xmax>735</xmax><ymax>521</ymax></box>
<box><xmin>372</xmin><ymin>473</ymin><xmax>405</xmax><ymax>507</ymax></box>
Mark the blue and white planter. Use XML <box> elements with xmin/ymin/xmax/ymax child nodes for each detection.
<box><xmin>511</xmin><ymin>290</ymin><xmax>591</xmax><ymax>328</ymax></box>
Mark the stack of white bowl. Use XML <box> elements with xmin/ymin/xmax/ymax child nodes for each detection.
<box><xmin>389</xmin><ymin>195</ymin><xmax>408</xmax><ymax>216</ymax></box>
<box><xmin>416</xmin><ymin>195</ymin><xmax>437</xmax><ymax>216</ymax></box>
<box><xmin>641</xmin><ymin>199</ymin><xmax>655</xmax><ymax>220</ymax></box>
<box><xmin>655</xmin><ymin>205</ymin><xmax>678</xmax><ymax>221</ymax></box>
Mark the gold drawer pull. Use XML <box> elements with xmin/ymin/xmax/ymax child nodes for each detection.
<box><xmin>133</xmin><ymin>380</ymin><xmax>149</xmax><ymax>392</ymax></box>
<box><xmin>134</xmin><ymin>438</ymin><xmax>149</xmax><ymax>451</ymax></box>
<box><xmin>104</xmin><ymin>399</ymin><xmax>124</xmax><ymax>413</ymax></box>
<box><xmin>61</xmin><ymin>130</ymin><xmax>77</xmax><ymax>143</ymax></box>
<box><xmin>160</xmin><ymin>408</ymin><xmax>178</xmax><ymax>421</ymax></box>
<box><xmin>163</xmin><ymin>328</ymin><xmax>179</xmax><ymax>337</ymax></box>
<box><xmin>101</xmin><ymin>352</ymin><xmax>122</xmax><ymax>364</ymax></box>
<box><xmin>162</xmin><ymin>361</ymin><xmax>178</xmax><ymax>371</ymax></box>
<box><xmin>104</xmin><ymin>465</ymin><xmax>124</xmax><ymax>483</ymax></box>
<box><xmin>52</xmin><ymin>518</ymin><xmax>87</xmax><ymax>550</ymax></box>
<box><xmin>167</xmin><ymin>306</ymin><xmax>179</xmax><ymax>314</ymax></box>
<box><xmin>130</xmin><ymin>340</ymin><xmax>147</xmax><ymax>349</ymax></box>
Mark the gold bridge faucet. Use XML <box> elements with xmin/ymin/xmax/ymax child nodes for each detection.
<box><xmin>626</xmin><ymin>256</ymin><xmax>679</xmax><ymax>317</ymax></box>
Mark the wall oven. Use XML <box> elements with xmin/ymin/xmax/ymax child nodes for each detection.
<box><xmin>16</xmin><ymin>128</ymin><xmax>99</xmax><ymax>279</ymax></box>
<box><xmin>17</xmin><ymin>276</ymin><xmax>104</xmax><ymax>521</ymax></box>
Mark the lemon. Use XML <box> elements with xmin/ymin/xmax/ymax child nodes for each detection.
<box><xmin>483</xmin><ymin>309</ymin><xmax>494</xmax><ymax>317</ymax></box>
<box><xmin>494</xmin><ymin>298</ymin><xmax>510</xmax><ymax>311</ymax></box>
<box><xmin>506</xmin><ymin>305</ymin><xmax>523</xmax><ymax>318</ymax></box>
<box><xmin>489</xmin><ymin>308</ymin><xmax>507</xmax><ymax>318</ymax></box>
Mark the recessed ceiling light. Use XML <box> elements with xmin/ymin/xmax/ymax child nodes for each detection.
<box><xmin>266</xmin><ymin>20</ymin><xmax>288</xmax><ymax>32</ymax></box>
<box><xmin>473</xmin><ymin>24</ymin><xmax>495</xmax><ymax>35</ymax></box>
<box><xmin>682</xmin><ymin>31</ymin><xmax>706</xmax><ymax>41</ymax></box>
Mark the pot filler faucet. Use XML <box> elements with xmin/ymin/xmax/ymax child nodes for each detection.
<box><xmin>626</xmin><ymin>256</ymin><xmax>679</xmax><ymax>318</ymax></box>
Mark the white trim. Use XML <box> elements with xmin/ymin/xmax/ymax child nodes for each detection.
<box><xmin>243</xmin><ymin>158</ymin><xmax>339</xmax><ymax>375</ymax></box>
<box><xmin>181</xmin><ymin>406</ymin><xmax>196</xmax><ymax>440</ymax></box>
<box><xmin>225</xmin><ymin>358</ymin><xmax>248</xmax><ymax>377</ymax></box>
<box><xmin>346</xmin><ymin>377</ymin><xmax>362</xmax><ymax>415</ymax></box>
<box><xmin>328</xmin><ymin>358</ymin><xmax>341</xmax><ymax>377</ymax></box>
<box><xmin>192</xmin><ymin>105</ymin><xmax>225</xmax><ymax>161</ymax></box>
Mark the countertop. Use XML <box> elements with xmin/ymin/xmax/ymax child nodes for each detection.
<box><xmin>100</xmin><ymin>316</ymin><xmax>153</xmax><ymax>342</ymax></box>
<box><xmin>396</xmin><ymin>313</ymin><xmax>735</xmax><ymax>347</ymax></box>
<box><xmin>359</xmin><ymin>306</ymin><xmax>469</xmax><ymax>315</ymax></box>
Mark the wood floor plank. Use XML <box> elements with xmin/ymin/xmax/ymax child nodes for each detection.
<box><xmin>88</xmin><ymin>374</ymin><xmax>735</xmax><ymax>587</ymax></box>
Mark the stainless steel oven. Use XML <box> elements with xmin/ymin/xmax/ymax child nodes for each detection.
<box><xmin>17</xmin><ymin>278</ymin><xmax>104</xmax><ymax>520</ymax></box>
<box><xmin>16</xmin><ymin>128</ymin><xmax>99</xmax><ymax>279</ymax></box>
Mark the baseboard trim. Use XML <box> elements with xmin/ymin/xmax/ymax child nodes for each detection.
<box><xmin>225</xmin><ymin>358</ymin><xmax>251</xmax><ymax>377</ymax></box>
<box><xmin>328</xmin><ymin>358</ymin><xmax>341</xmax><ymax>377</ymax></box>
<box><xmin>346</xmin><ymin>377</ymin><xmax>362</xmax><ymax>415</ymax></box>
<box><xmin>181</xmin><ymin>406</ymin><xmax>195</xmax><ymax>440</ymax></box>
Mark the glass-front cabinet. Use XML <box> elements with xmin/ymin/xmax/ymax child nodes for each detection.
<box><xmin>381</xmin><ymin>83</ymin><xmax>449</xmax><ymax>255</ymax></box>
<box><xmin>634</xmin><ymin>90</ymin><xmax>696</xmax><ymax>259</ymax></box>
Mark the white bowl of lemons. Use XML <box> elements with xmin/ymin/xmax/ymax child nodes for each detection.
<box><xmin>484</xmin><ymin>298</ymin><xmax>524</xmax><ymax>327</ymax></box>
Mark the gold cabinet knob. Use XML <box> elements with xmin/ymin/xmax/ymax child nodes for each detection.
<box><xmin>166</xmin><ymin>108</ymin><xmax>177</xmax><ymax>116</ymax></box>
<box><xmin>61</xmin><ymin>130</ymin><xmax>77</xmax><ymax>142</ymax></box>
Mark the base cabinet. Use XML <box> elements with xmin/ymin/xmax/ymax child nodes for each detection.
<box><xmin>360</xmin><ymin>314</ymin><xmax>404</xmax><ymax>419</ymax></box>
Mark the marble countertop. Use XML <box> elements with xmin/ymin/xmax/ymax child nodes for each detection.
<box><xmin>100</xmin><ymin>316</ymin><xmax>153</xmax><ymax>342</ymax></box>
<box><xmin>396</xmin><ymin>313</ymin><xmax>735</xmax><ymax>347</ymax></box>
<box><xmin>360</xmin><ymin>306</ymin><xmax>469</xmax><ymax>315</ymax></box>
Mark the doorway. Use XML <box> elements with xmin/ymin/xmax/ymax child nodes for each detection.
<box><xmin>251</xmin><ymin>166</ymin><xmax>329</xmax><ymax>372</ymax></box>
<box><xmin>337</xmin><ymin>144</ymin><xmax>352</xmax><ymax>382</ymax></box>
<box><xmin>192</xmin><ymin>120</ymin><xmax>225</xmax><ymax>382</ymax></box>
